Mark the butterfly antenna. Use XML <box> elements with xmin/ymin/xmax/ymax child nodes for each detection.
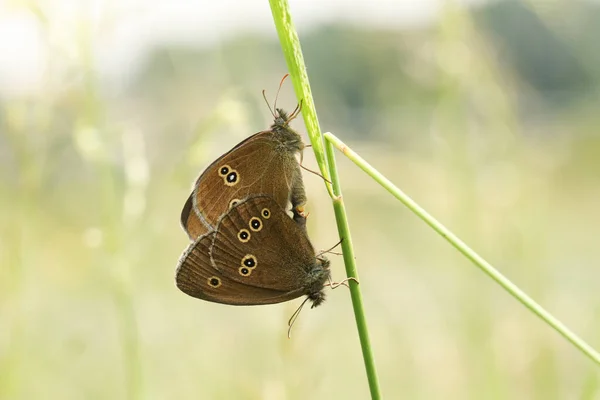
<box><xmin>316</xmin><ymin>238</ymin><xmax>344</xmax><ymax>258</ymax></box>
<box><xmin>299</xmin><ymin>164</ymin><xmax>332</xmax><ymax>184</ymax></box>
<box><xmin>287</xmin><ymin>297</ymin><xmax>310</xmax><ymax>339</ymax></box>
<box><xmin>262</xmin><ymin>89</ymin><xmax>276</xmax><ymax>118</ymax></box>
<box><xmin>274</xmin><ymin>73</ymin><xmax>289</xmax><ymax>114</ymax></box>
<box><xmin>287</xmin><ymin>99</ymin><xmax>303</xmax><ymax>123</ymax></box>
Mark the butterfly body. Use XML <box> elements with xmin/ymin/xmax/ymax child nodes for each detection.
<box><xmin>270</xmin><ymin>108</ymin><xmax>305</xmax><ymax>154</ymax></box>
<box><xmin>299</xmin><ymin>261</ymin><xmax>330</xmax><ymax>308</ymax></box>
<box><xmin>176</xmin><ymin>195</ymin><xmax>330</xmax><ymax>307</ymax></box>
<box><xmin>181</xmin><ymin>109</ymin><xmax>307</xmax><ymax>240</ymax></box>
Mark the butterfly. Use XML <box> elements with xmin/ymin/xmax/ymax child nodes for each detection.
<box><xmin>180</xmin><ymin>105</ymin><xmax>308</xmax><ymax>240</ymax></box>
<box><xmin>176</xmin><ymin>195</ymin><xmax>330</xmax><ymax>308</ymax></box>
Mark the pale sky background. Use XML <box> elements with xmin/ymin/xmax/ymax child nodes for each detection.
<box><xmin>0</xmin><ymin>0</ymin><xmax>488</xmax><ymax>96</ymax></box>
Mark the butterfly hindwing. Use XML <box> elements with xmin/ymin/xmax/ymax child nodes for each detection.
<box><xmin>209</xmin><ymin>195</ymin><xmax>316</xmax><ymax>293</ymax></box>
<box><xmin>175</xmin><ymin>232</ymin><xmax>300</xmax><ymax>305</ymax></box>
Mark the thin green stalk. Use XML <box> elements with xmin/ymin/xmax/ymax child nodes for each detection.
<box><xmin>324</xmin><ymin>131</ymin><xmax>600</xmax><ymax>367</ymax></box>
<box><xmin>268</xmin><ymin>0</ymin><xmax>333</xmax><ymax>198</ymax></box>
<box><xmin>325</xmin><ymin>139</ymin><xmax>382</xmax><ymax>400</ymax></box>
<box><xmin>268</xmin><ymin>1</ymin><xmax>382</xmax><ymax>398</ymax></box>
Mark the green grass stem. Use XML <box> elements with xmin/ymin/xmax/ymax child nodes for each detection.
<box><xmin>325</xmin><ymin>138</ymin><xmax>382</xmax><ymax>400</ymax></box>
<box><xmin>269</xmin><ymin>1</ymin><xmax>382</xmax><ymax>398</ymax></box>
<box><xmin>268</xmin><ymin>0</ymin><xmax>333</xmax><ymax>197</ymax></box>
<box><xmin>324</xmin><ymin>131</ymin><xmax>600</xmax><ymax>367</ymax></box>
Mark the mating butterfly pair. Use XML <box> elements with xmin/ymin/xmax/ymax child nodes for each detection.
<box><xmin>176</xmin><ymin>105</ymin><xmax>331</xmax><ymax>308</ymax></box>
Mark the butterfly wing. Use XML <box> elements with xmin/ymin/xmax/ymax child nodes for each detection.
<box><xmin>180</xmin><ymin>194</ymin><xmax>210</xmax><ymax>239</ymax></box>
<box><xmin>176</xmin><ymin>232</ymin><xmax>301</xmax><ymax>305</ymax></box>
<box><xmin>209</xmin><ymin>195</ymin><xmax>316</xmax><ymax>293</ymax></box>
<box><xmin>180</xmin><ymin>131</ymin><xmax>306</xmax><ymax>240</ymax></box>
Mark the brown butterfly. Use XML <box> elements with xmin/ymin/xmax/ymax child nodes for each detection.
<box><xmin>176</xmin><ymin>195</ymin><xmax>330</xmax><ymax>307</ymax></box>
<box><xmin>180</xmin><ymin>105</ymin><xmax>307</xmax><ymax>240</ymax></box>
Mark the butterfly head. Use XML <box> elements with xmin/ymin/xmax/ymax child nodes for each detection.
<box><xmin>305</xmin><ymin>256</ymin><xmax>331</xmax><ymax>308</ymax></box>
<box><xmin>272</xmin><ymin>108</ymin><xmax>291</xmax><ymax>126</ymax></box>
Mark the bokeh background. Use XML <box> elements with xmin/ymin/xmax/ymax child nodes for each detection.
<box><xmin>2</xmin><ymin>0</ymin><xmax>600</xmax><ymax>399</ymax></box>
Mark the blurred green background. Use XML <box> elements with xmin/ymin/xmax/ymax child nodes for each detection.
<box><xmin>1</xmin><ymin>1</ymin><xmax>600</xmax><ymax>399</ymax></box>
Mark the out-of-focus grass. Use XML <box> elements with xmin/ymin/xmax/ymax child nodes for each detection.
<box><xmin>1</xmin><ymin>2</ymin><xmax>600</xmax><ymax>399</ymax></box>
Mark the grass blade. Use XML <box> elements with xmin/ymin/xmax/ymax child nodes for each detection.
<box><xmin>324</xmin><ymin>131</ymin><xmax>600</xmax><ymax>367</ymax></box>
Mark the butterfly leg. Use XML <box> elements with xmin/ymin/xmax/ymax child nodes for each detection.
<box><xmin>290</xmin><ymin>166</ymin><xmax>309</xmax><ymax>230</ymax></box>
<box><xmin>297</xmin><ymin>148</ymin><xmax>331</xmax><ymax>185</ymax></box>
<box><xmin>325</xmin><ymin>276</ymin><xmax>360</xmax><ymax>289</ymax></box>
<box><xmin>316</xmin><ymin>238</ymin><xmax>344</xmax><ymax>258</ymax></box>
<box><xmin>292</xmin><ymin>204</ymin><xmax>310</xmax><ymax>219</ymax></box>
<box><xmin>298</xmin><ymin>163</ymin><xmax>332</xmax><ymax>184</ymax></box>
<box><xmin>292</xmin><ymin>207</ymin><xmax>308</xmax><ymax>231</ymax></box>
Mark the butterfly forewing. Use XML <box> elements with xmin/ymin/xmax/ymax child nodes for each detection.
<box><xmin>176</xmin><ymin>232</ymin><xmax>300</xmax><ymax>305</ymax></box>
<box><xmin>195</xmin><ymin>134</ymin><xmax>301</xmax><ymax>219</ymax></box>
<box><xmin>181</xmin><ymin>129</ymin><xmax>306</xmax><ymax>240</ymax></box>
<box><xmin>210</xmin><ymin>195</ymin><xmax>316</xmax><ymax>292</ymax></box>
